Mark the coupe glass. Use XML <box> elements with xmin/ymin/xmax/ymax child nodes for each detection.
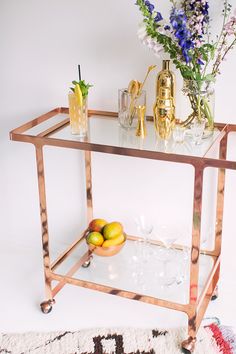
<box><xmin>134</xmin><ymin>214</ymin><xmax>153</xmax><ymax>259</ymax></box>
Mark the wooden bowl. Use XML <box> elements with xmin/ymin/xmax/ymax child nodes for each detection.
<box><xmin>87</xmin><ymin>234</ymin><xmax>126</xmax><ymax>257</ymax></box>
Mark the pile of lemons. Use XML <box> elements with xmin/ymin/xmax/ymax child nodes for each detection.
<box><xmin>86</xmin><ymin>219</ymin><xmax>125</xmax><ymax>248</ymax></box>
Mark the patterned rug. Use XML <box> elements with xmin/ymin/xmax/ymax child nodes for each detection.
<box><xmin>0</xmin><ymin>323</ymin><xmax>235</xmax><ymax>354</ymax></box>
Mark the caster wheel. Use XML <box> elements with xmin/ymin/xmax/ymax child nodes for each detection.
<box><xmin>181</xmin><ymin>337</ymin><xmax>196</xmax><ymax>353</ymax></box>
<box><xmin>82</xmin><ymin>256</ymin><xmax>93</xmax><ymax>268</ymax></box>
<box><xmin>82</xmin><ymin>260</ymin><xmax>91</xmax><ymax>268</ymax></box>
<box><xmin>211</xmin><ymin>285</ymin><xmax>219</xmax><ymax>301</ymax></box>
<box><xmin>40</xmin><ymin>299</ymin><xmax>55</xmax><ymax>314</ymax></box>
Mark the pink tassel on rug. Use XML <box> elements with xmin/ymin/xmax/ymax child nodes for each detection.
<box><xmin>207</xmin><ymin>323</ymin><xmax>236</xmax><ymax>354</ymax></box>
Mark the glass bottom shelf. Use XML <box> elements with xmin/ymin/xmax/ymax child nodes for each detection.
<box><xmin>53</xmin><ymin>238</ymin><xmax>215</xmax><ymax>306</ymax></box>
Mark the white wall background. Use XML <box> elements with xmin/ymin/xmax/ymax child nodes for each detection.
<box><xmin>1</xmin><ymin>0</ymin><xmax>236</xmax><ymax>329</ymax></box>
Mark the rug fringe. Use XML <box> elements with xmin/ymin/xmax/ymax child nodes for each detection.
<box><xmin>219</xmin><ymin>325</ymin><xmax>236</xmax><ymax>354</ymax></box>
<box><xmin>208</xmin><ymin>323</ymin><xmax>235</xmax><ymax>354</ymax></box>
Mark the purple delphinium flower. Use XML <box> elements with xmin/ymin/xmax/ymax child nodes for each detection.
<box><xmin>197</xmin><ymin>58</ymin><xmax>205</xmax><ymax>65</ymax></box>
<box><xmin>137</xmin><ymin>1</ymin><xmax>165</xmax><ymax>57</ymax></box>
<box><xmin>143</xmin><ymin>0</ymin><xmax>163</xmax><ymax>21</ymax></box>
<box><xmin>145</xmin><ymin>0</ymin><xmax>155</xmax><ymax>14</ymax></box>
<box><xmin>170</xmin><ymin>8</ymin><xmax>187</xmax><ymax>30</ymax></box>
<box><xmin>183</xmin><ymin>0</ymin><xmax>209</xmax><ymax>45</ymax></box>
<box><xmin>170</xmin><ymin>7</ymin><xmax>194</xmax><ymax>63</ymax></box>
<box><xmin>182</xmin><ymin>0</ymin><xmax>210</xmax><ymax>65</ymax></box>
<box><xmin>154</xmin><ymin>12</ymin><xmax>163</xmax><ymax>22</ymax></box>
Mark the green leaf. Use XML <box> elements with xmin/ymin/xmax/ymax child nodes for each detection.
<box><xmin>70</xmin><ymin>80</ymin><xmax>93</xmax><ymax>97</ymax></box>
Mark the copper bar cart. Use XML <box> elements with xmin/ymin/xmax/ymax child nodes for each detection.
<box><xmin>10</xmin><ymin>108</ymin><xmax>236</xmax><ymax>353</ymax></box>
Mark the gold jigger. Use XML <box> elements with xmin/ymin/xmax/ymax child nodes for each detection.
<box><xmin>136</xmin><ymin>105</ymin><xmax>146</xmax><ymax>138</ymax></box>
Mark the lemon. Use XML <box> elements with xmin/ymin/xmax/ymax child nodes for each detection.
<box><xmin>102</xmin><ymin>234</ymin><xmax>125</xmax><ymax>248</ymax></box>
<box><xmin>103</xmin><ymin>222</ymin><xmax>123</xmax><ymax>240</ymax></box>
<box><xmin>74</xmin><ymin>83</ymin><xmax>83</xmax><ymax>107</ymax></box>
<box><xmin>87</xmin><ymin>232</ymin><xmax>104</xmax><ymax>246</ymax></box>
<box><xmin>89</xmin><ymin>219</ymin><xmax>107</xmax><ymax>232</ymax></box>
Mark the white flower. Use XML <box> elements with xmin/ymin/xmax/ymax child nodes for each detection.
<box><xmin>137</xmin><ymin>22</ymin><xmax>163</xmax><ymax>57</ymax></box>
<box><xmin>137</xmin><ymin>22</ymin><xmax>148</xmax><ymax>41</ymax></box>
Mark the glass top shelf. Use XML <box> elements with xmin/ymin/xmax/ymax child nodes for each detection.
<box><xmin>49</xmin><ymin>115</ymin><xmax>221</xmax><ymax>158</ymax></box>
<box><xmin>12</xmin><ymin>109</ymin><xmax>232</xmax><ymax>163</ymax></box>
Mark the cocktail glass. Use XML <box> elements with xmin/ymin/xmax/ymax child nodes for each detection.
<box><xmin>68</xmin><ymin>92</ymin><xmax>88</xmax><ymax>137</ymax></box>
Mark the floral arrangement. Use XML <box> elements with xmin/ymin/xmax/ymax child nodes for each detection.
<box><xmin>136</xmin><ymin>0</ymin><xmax>236</xmax><ymax>84</ymax></box>
<box><xmin>136</xmin><ymin>1</ymin><xmax>236</xmax><ymax>130</ymax></box>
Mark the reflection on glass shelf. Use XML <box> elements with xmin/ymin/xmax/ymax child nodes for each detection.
<box><xmin>50</xmin><ymin>115</ymin><xmax>222</xmax><ymax>158</ymax></box>
<box><xmin>54</xmin><ymin>239</ymin><xmax>214</xmax><ymax>305</ymax></box>
<box><xmin>25</xmin><ymin>113</ymin><xmax>69</xmax><ymax>136</ymax></box>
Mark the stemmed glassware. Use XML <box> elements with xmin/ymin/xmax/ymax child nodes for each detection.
<box><xmin>131</xmin><ymin>214</ymin><xmax>153</xmax><ymax>290</ymax></box>
<box><xmin>134</xmin><ymin>215</ymin><xmax>153</xmax><ymax>255</ymax></box>
<box><xmin>130</xmin><ymin>217</ymin><xmax>192</xmax><ymax>293</ymax></box>
<box><xmin>154</xmin><ymin>225</ymin><xmax>181</xmax><ymax>288</ymax></box>
<box><xmin>190</xmin><ymin>119</ymin><xmax>206</xmax><ymax>145</ymax></box>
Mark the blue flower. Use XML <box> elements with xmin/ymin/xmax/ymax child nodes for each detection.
<box><xmin>170</xmin><ymin>8</ymin><xmax>187</xmax><ymax>22</ymax></box>
<box><xmin>203</xmin><ymin>3</ymin><xmax>209</xmax><ymax>16</ymax></box>
<box><xmin>170</xmin><ymin>9</ymin><xmax>187</xmax><ymax>30</ymax></box>
<box><xmin>145</xmin><ymin>0</ymin><xmax>154</xmax><ymax>13</ymax></box>
<box><xmin>143</xmin><ymin>1</ymin><xmax>163</xmax><ymax>21</ymax></box>
<box><xmin>183</xmin><ymin>49</ymin><xmax>191</xmax><ymax>63</ymax></box>
<box><xmin>179</xmin><ymin>38</ymin><xmax>194</xmax><ymax>50</ymax></box>
<box><xmin>164</xmin><ymin>25</ymin><xmax>171</xmax><ymax>30</ymax></box>
<box><xmin>175</xmin><ymin>28</ymin><xmax>189</xmax><ymax>40</ymax></box>
<box><xmin>154</xmin><ymin>12</ymin><xmax>163</xmax><ymax>22</ymax></box>
<box><xmin>197</xmin><ymin>58</ymin><xmax>205</xmax><ymax>65</ymax></box>
<box><xmin>148</xmin><ymin>4</ymin><xmax>155</xmax><ymax>12</ymax></box>
<box><xmin>190</xmin><ymin>4</ymin><xmax>194</xmax><ymax>11</ymax></box>
<box><xmin>170</xmin><ymin>7</ymin><xmax>195</xmax><ymax>63</ymax></box>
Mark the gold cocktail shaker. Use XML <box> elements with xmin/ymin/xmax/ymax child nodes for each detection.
<box><xmin>153</xmin><ymin>60</ymin><xmax>175</xmax><ymax>139</ymax></box>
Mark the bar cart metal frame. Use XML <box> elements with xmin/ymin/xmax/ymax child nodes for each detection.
<box><xmin>10</xmin><ymin>107</ymin><xmax>236</xmax><ymax>353</ymax></box>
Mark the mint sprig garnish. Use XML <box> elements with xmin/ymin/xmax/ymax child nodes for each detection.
<box><xmin>70</xmin><ymin>80</ymin><xmax>93</xmax><ymax>97</ymax></box>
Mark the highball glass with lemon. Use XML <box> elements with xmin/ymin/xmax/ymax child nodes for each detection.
<box><xmin>68</xmin><ymin>84</ymin><xmax>88</xmax><ymax>137</ymax></box>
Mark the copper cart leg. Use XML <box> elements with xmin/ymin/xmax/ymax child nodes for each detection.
<box><xmin>85</xmin><ymin>150</ymin><xmax>93</xmax><ymax>224</ymax></box>
<box><xmin>82</xmin><ymin>150</ymin><xmax>93</xmax><ymax>268</ymax></box>
<box><xmin>182</xmin><ymin>166</ymin><xmax>204</xmax><ymax>353</ymax></box>
<box><xmin>211</xmin><ymin>134</ymin><xmax>228</xmax><ymax>300</ymax></box>
<box><xmin>35</xmin><ymin>145</ymin><xmax>55</xmax><ymax>314</ymax></box>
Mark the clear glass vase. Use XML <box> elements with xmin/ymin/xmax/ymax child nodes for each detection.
<box><xmin>182</xmin><ymin>79</ymin><xmax>215</xmax><ymax>137</ymax></box>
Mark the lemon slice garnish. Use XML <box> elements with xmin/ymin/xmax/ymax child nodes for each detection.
<box><xmin>74</xmin><ymin>83</ymin><xmax>83</xmax><ymax>106</ymax></box>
